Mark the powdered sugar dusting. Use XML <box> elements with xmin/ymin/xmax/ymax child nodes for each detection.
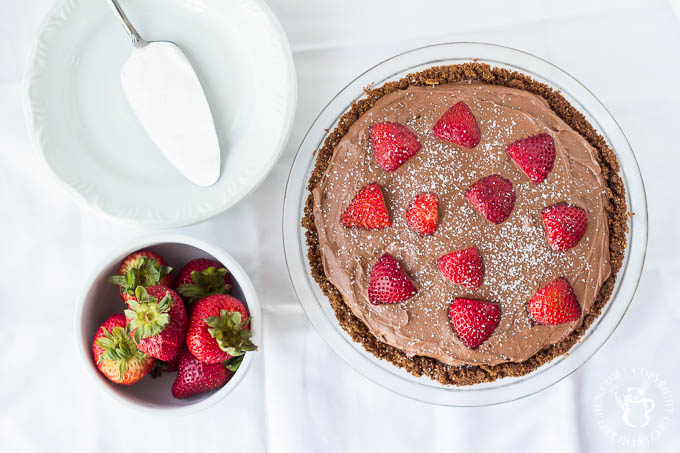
<box><xmin>312</xmin><ymin>83</ymin><xmax>611</xmax><ymax>365</ymax></box>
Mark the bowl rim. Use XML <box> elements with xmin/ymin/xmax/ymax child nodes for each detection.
<box><xmin>73</xmin><ymin>233</ymin><xmax>262</xmax><ymax>416</ymax></box>
<box><xmin>282</xmin><ymin>41</ymin><xmax>648</xmax><ymax>406</ymax></box>
<box><xmin>23</xmin><ymin>0</ymin><xmax>298</xmax><ymax>228</ymax></box>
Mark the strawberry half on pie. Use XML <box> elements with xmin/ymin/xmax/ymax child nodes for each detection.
<box><xmin>305</xmin><ymin>64</ymin><xmax>627</xmax><ymax>386</ymax></box>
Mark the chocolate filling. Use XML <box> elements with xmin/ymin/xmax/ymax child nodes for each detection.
<box><xmin>302</xmin><ymin>63</ymin><xmax>628</xmax><ymax>386</ymax></box>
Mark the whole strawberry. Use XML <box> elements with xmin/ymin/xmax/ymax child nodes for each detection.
<box><xmin>370</xmin><ymin>122</ymin><xmax>422</xmax><ymax>172</ymax></box>
<box><xmin>125</xmin><ymin>286</ymin><xmax>187</xmax><ymax>362</ymax></box>
<box><xmin>186</xmin><ymin>294</ymin><xmax>257</xmax><ymax>365</ymax></box>
<box><xmin>433</xmin><ymin>101</ymin><xmax>481</xmax><ymax>148</ymax></box>
<box><xmin>108</xmin><ymin>250</ymin><xmax>172</xmax><ymax>303</ymax></box>
<box><xmin>175</xmin><ymin>258</ymin><xmax>232</xmax><ymax>304</ymax></box>
<box><xmin>368</xmin><ymin>253</ymin><xmax>418</xmax><ymax>305</ymax></box>
<box><xmin>92</xmin><ymin>314</ymin><xmax>154</xmax><ymax>385</ymax></box>
<box><xmin>172</xmin><ymin>347</ymin><xmax>233</xmax><ymax>399</ymax></box>
<box><xmin>341</xmin><ymin>183</ymin><xmax>391</xmax><ymax>230</ymax></box>
<box><xmin>528</xmin><ymin>278</ymin><xmax>581</xmax><ymax>325</ymax></box>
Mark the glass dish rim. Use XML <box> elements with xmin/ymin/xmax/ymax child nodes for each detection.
<box><xmin>282</xmin><ymin>42</ymin><xmax>648</xmax><ymax>406</ymax></box>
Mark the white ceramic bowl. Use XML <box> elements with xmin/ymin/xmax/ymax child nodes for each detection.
<box><xmin>74</xmin><ymin>234</ymin><xmax>262</xmax><ymax>415</ymax></box>
<box><xmin>25</xmin><ymin>0</ymin><xmax>297</xmax><ymax>228</ymax></box>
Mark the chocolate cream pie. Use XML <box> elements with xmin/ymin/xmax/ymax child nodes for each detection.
<box><xmin>302</xmin><ymin>63</ymin><xmax>628</xmax><ymax>385</ymax></box>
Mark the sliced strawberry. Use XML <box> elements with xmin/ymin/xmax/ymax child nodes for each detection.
<box><xmin>406</xmin><ymin>192</ymin><xmax>438</xmax><ymax>235</ymax></box>
<box><xmin>542</xmin><ymin>203</ymin><xmax>588</xmax><ymax>251</ymax></box>
<box><xmin>341</xmin><ymin>183</ymin><xmax>391</xmax><ymax>229</ymax></box>
<box><xmin>437</xmin><ymin>247</ymin><xmax>484</xmax><ymax>289</ymax></box>
<box><xmin>368</xmin><ymin>253</ymin><xmax>417</xmax><ymax>305</ymax></box>
<box><xmin>507</xmin><ymin>133</ymin><xmax>556</xmax><ymax>184</ymax></box>
<box><xmin>370</xmin><ymin>122</ymin><xmax>422</xmax><ymax>172</ymax></box>
<box><xmin>465</xmin><ymin>175</ymin><xmax>516</xmax><ymax>224</ymax></box>
<box><xmin>433</xmin><ymin>102</ymin><xmax>481</xmax><ymax>148</ymax></box>
<box><xmin>449</xmin><ymin>299</ymin><xmax>500</xmax><ymax>349</ymax></box>
<box><xmin>527</xmin><ymin>278</ymin><xmax>581</xmax><ymax>325</ymax></box>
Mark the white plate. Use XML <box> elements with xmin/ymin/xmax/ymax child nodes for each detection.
<box><xmin>24</xmin><ymin>0</ymin><xmax>296</xmax><ymax>228</ymax></box>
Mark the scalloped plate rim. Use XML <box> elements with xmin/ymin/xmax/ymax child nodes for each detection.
<box><xmin>23</xmin><ymin>0</ymin><xmax>297</xmax><ymax>228</ymax></box>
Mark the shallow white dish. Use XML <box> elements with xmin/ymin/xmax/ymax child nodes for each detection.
<box><xmin>25</xmin><ymin>0</ymin><xmax>296</xmax><ymax>228</ymax></box>
<box><xmin>74</xmin><ymin>234</ymin><xmax>262</xmax><ymax>415</ymax></box>
<box><xmin>283</xmin><ymin>43</ymin><xmax>647</xmax><ymax>406</ymax></box>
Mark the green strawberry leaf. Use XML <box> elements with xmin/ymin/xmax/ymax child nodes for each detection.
<box><xmin>108</xmin><ymin>258</ymin><xmax>172</xmax><ymax>295</ymax></box>
<box><xmin>205</xmin><ymin>309</ymin><xmax>257</xmax><ymax>356</ymax></box>
<box><xmin>177</xmin><ymin>266</ymin><xmax>231</xmax><ymax>304</ymax></box>
<box><xmin>125</xmin><ymin>287</ymin><xmax>173</xmax><ymax>342</ymax></box>
<box><xmin>224</xmin><ymin>355</ymin><xmax>244</xmax><ymax>373</ymax></box>
<box><xmin>107</xmin><ymin>275</ymin><xmax>127</xmax><ymax>286</ymax></box>
<box><xmin>95</xmin><ymin>325</ymin><xmax>148</xmax><ymax>379</ymax></box>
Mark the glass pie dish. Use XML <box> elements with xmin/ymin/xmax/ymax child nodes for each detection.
<box><xmin>282</xmin><ymin>42</ymin><xmax>647</xmax><ymax>406</ymax></box>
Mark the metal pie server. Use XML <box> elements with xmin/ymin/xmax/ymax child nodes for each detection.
<box><xmin>106</xmin><ymin>0</ymin><xmax>221</xmax><ymax>187</ymax></box>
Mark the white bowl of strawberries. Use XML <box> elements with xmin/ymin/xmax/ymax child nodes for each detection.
<box><xmin>75</xmin><ymin>235</ymin><xmax>261</xmax><ymax>415</ymax></box>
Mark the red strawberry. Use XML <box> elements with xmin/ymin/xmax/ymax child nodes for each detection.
<box><xmin>406</xmin><ymin>192</ymin><xmax>438</xmax><ymax>235</ymax></box>
<box><xmin>172</xmin><ymin>347</ymin><xmax>232</xmax><ymax>399</ymax></box>
<box><xmin>368</xmin><ymin>253</ymin><xmax>418</xmax><ymax>305</ymax></box>
<box><xmin>370</xmin><ymin>122</ymin><xmax>422</xmax><ymax>172</ymax></box>
<box><xmin>433</xmin><ymin>102</ymin><xmax>481</xmax><ymax>148</ymax></box>
<box><xmin>341</xmin><ymin>183</ymin><xmax>391</xmax><ymax>229</ymax></box>
<box><xmin>542</xmin><ymin>203</ymin><xmax>588</xmax><ymax>251</ymax></box>
<box><xmin>507</xmin><ymin>133</ymin><xmax>556</xmax><ymax>184</ymax></box>
<box><xmin>465</xmin><ymin>174</ymin><xmax>516</xmax><ymax>224</ymax></box>
<box><xmin>176</xmin><ymin>258</ymin><xmax>232</xmax><ymax>304</ymax></box>
<box><xmin>125</xmin><ymin>286</ymin><xmax>188</xmax><ymax>361</ymax></box>
<box><xmin>108</xmin><ymin>250</ymin><xmax>173</xmax><ymax>303</ymax></box>
<box><xmin>92</xmin><ymin>314</ymin><xmax>154</xmax><ymax>385</ymax></box>
<box><xmin>527</xmin><ymin>278</ymin><xmax>581</xmax><ymax>325</ymax></box>
<box><xmin>437</xmin><ymin>247</ymin><xmax>484</xmax><ymax>289</ymax></box>
<box><xmin>186</xmin><ymin>294</ymin><xmax>257</xmax><ymax>365</ymax></box>
<box><xmin>449</xmin><ymin>299</ymin><xmax>500</xmax><ymax>349</ymax></box>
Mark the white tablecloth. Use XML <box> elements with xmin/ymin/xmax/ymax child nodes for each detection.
<box><xmin>1</xmin><ymin>0</ymin><xmax>679</xmax><ymax>451</ymax></box>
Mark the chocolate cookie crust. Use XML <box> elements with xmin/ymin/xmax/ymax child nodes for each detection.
<box><xmin>302</xmin><ymin>62</ymin><xmax>628</xmax><ymax>385</ymax></box>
